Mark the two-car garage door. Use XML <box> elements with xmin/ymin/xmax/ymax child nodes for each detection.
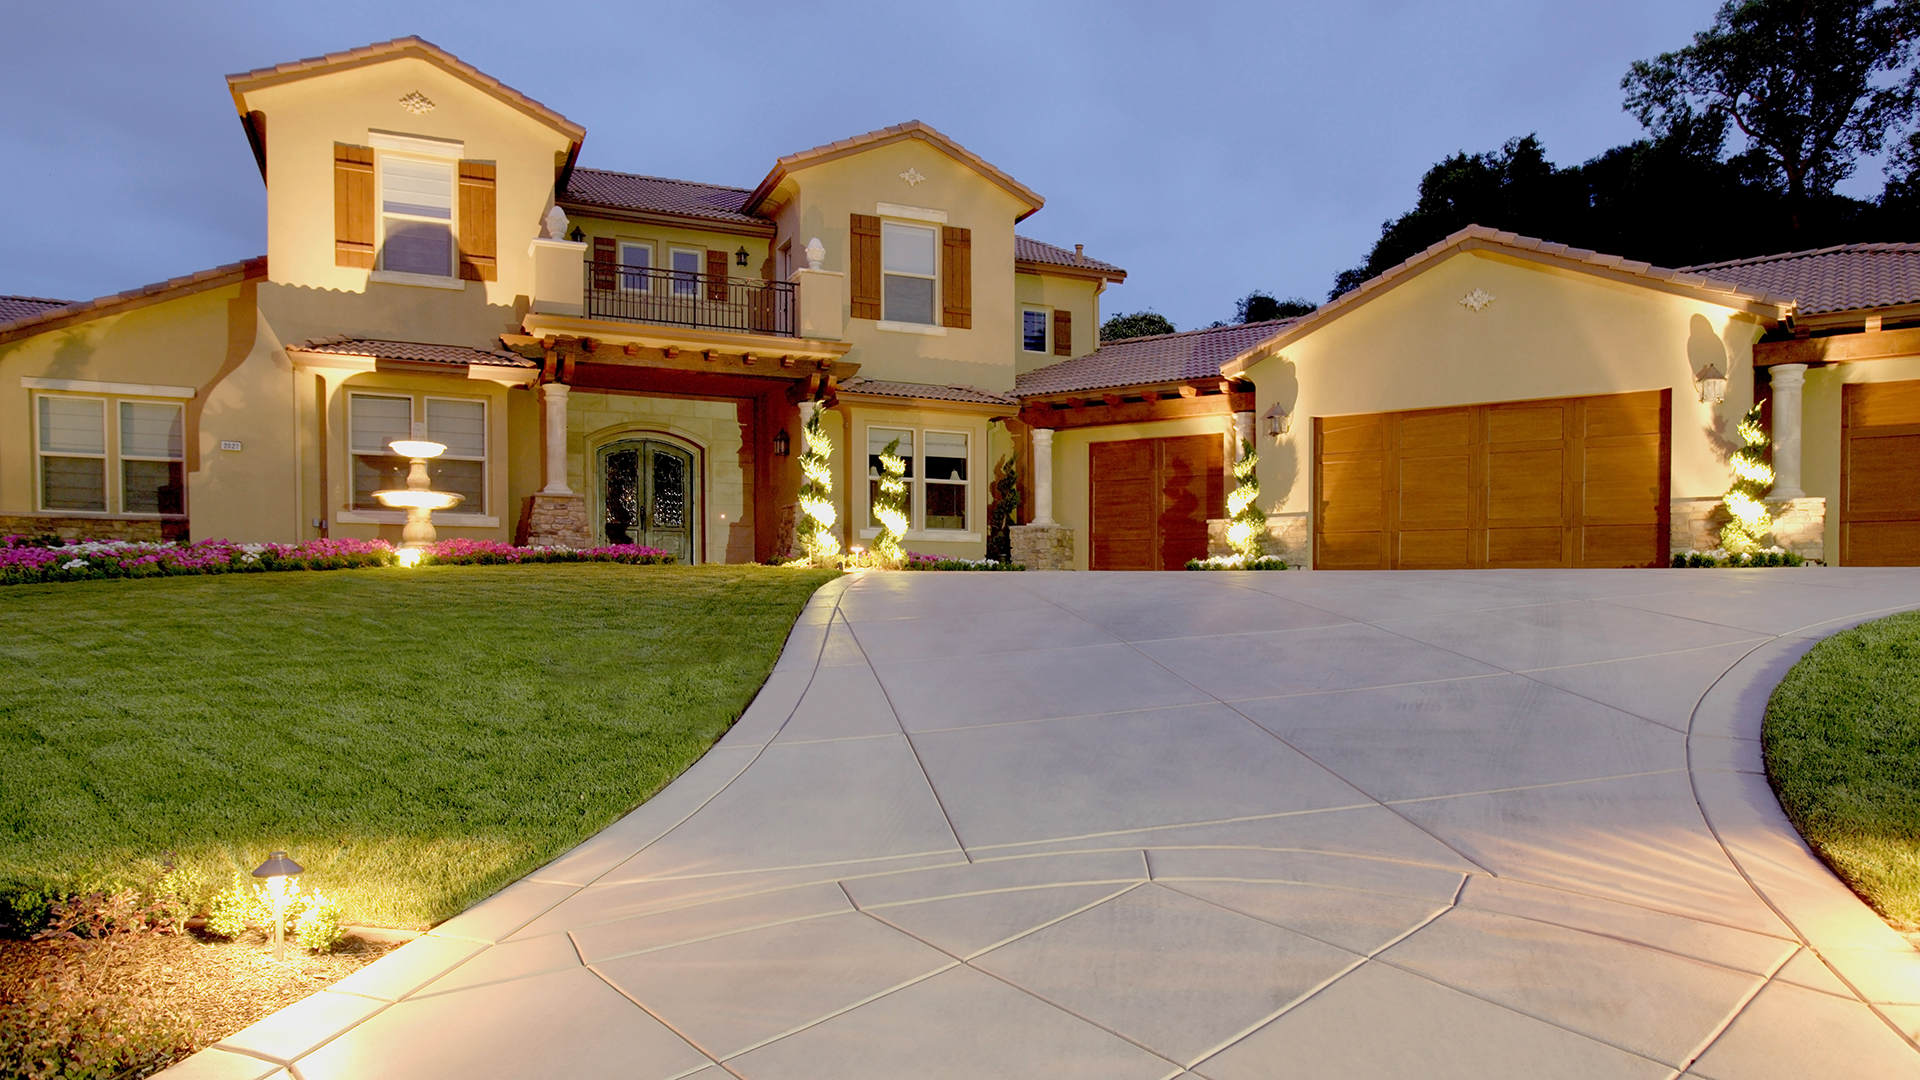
<box><xmin>1315</xmin><ymin>389</ymin><xmax>1670</xmax><ymax>570</ymax></box>
<box><xmin>1841</xmin><ymin>380</ymin><xmax>1920</xmax><ymax>565</ymax></box>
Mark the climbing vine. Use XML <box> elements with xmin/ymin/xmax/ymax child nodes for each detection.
<box><xmin>796</xmin><ymin>407</ymin><xmax>840</xmax><ymax>563</ymax></box>
<box><xmin>1224</xmin><ymin>437</ymin><xmax>1267</xmax><ymax>560</ymax></box>
<box><xmin>1720</xmin><ymin>402</ymin><xmax>1774</xmax><ymax>556</ymax></box>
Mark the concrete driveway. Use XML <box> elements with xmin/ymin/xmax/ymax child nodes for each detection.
<box><xmin>174</xmin><ymin>569</ymin><xmax>1920</xmax><ymax>1079</ymax></box>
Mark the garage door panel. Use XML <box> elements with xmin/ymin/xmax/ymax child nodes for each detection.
<box><xmin>1486</xmin><ymin>448</ymin><xmax>1564</xmax><ymax>525</ymax></box>
<box><xmin>1399</xmin><ymin>409</ymin><xmax>1471</xmax><ymax>449</ymax></box>
<box><xmin>1845</xmin><ymin>521</ymin><xmax>1920</xmax><ymax>565</ymax></box>
<box><xmin>1842</xmin><ymin>381</ymin><xmax>1920</xmax><ymax>565</ymax></box>
<box><xmin>1581</xmin><ymin>524</ymin><xmax>1661</xmax><ymax>568</ymax></box>
<box><xmin>1396</xmin><ymin>453</ymin><xmax>1471</xmax><ymax>529</ymax></box>
<box><xmin>1320</xmin><ymin>414</ymin><xmax>1385</xmax><ymax>456</ymax></box>
<box><xmin>1487</xmin><ymin>526</ymin><xmax>1565</xmax><ymax>567</ymax></box>
<box><xmin>1320</xmin><ymin>458</ymin><xmax>1384</xmax><ymax>531</ymax></box>
<box><xmin>1319</xmin><ymin>529</ymin><xmax>1387</xmax><ymax>570</ymax></box>
<box><xmin>1848</xmin><ymin>434</ymin><xmax>1920</xmax><ymax>516</ymax></box>
<box><xmin>1093</xmin><ymin>536</ymin><xmax>1152</xmax><ymax>571</ymax></box>
<box><xmin>1583</xmin><ymin>436</ymin><xmax>1665</xmax><ymax>523</ymax></box>
<box><xmin>1584</xmin><ymin>394</ymin><xmax>1664</xmax><ymax>438</ymax></box>
<box><xmin>1090</xmin><ymin>435</ymin><xmax>1221</xmax><ymax>571</ymax></box>
<box><xmin>1487</xmin><ymin>403</ymin><xmax>1565</xmax><ymax>444</ymax></box>
<box><xmin>1396</xmin><ymin>529</ymin><xmax>1471</xmax><ymax>569</ymax></box>
<box><xmin>1847</xmin><ymin>381</ymin><xmax>1920</xmax><ymax>428</ymax></box>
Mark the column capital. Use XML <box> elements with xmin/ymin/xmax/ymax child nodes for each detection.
<box><xmin>1031</xmin><ymin>426</ymin><xmax>1054</xmax><ymax>447</ymax></box>
<box><xmin>539</xmin><ymin>380</ymin><xmax>571</xmax><ymax>400</ymax></box>
<box><xmin>1768</xmin><ymin>362</ymin><xmax>1807</xmax><ymax>389</ymax></box>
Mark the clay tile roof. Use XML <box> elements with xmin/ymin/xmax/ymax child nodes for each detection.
<box><xmin>291</xmin><ymin>337</ymin><xmax>536</xmax><ymax>368</ymax></box>
<box><xmin>745</xmin><ymin>121</ymin><xmax>1044</xmax><ymax>219</ymax></box>
<box><xmin>1014</xmin><ymin>236</ymin><xmax>1126</xmax><ymax>281</ymax></box>
<box><xmin>837</xmin><ymin>378</ymin><xmax>1017</xmax><ymax>406</ymax></box>
<box><xmin>225</xmin><ymin>36</ymin><xmax>583</xmax><ymax>141</ymax></box>
<box><xmin>1680</xmin><ymin>243</ymin><xmax>1920</xmax><ymax>316</ymax></box>
<box><xmin>1015</xmin><ymin>319</ymin><xmax>1298</xmax><ymax>398</ymax></box>
<box><xmin>0</xmin><ymin>257</ymin><xmax>266</xmax><ymax>344</ymax></box>
<box><xmin>559</xmin><ymin>168</ymin><xmax>764</xmax><ymax>227</ymax></box>
<box><xmin>0</xmin><ymin>296</ymin><xmax>73</xmax><ymax>324</ymax></box>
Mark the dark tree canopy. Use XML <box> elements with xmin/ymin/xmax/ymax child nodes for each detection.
<box><xmin>1234</xmin><ymin>291</ymin><xmax>1318</xmax><ymax>323</ymax></box>
<box><xmin>1100</xmin><ymin>310</ymin><xmax>1177</xmax><ymax>341</ymax></box>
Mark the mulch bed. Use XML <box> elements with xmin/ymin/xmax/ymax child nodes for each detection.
<box><xmin>0</xmin><ymin>930</ymin><xmax>397</xmax><ymax>1077</ymax></box>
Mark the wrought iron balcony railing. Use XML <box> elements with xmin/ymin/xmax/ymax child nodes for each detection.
<box><xmin>584</xmin><ymin>263</ymin><xmax>796</xmax><ymax>337</ymax></box>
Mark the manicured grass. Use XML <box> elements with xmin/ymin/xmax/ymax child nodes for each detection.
<box><xmin>1765</xmin><ymin>610</ymin><xmax>1920</xmax><ymax>931</ymax></box>
<box><xmin>0</xmin><ymin>564</ymin><xmax>835</xmax><ymax>929</ymax></box>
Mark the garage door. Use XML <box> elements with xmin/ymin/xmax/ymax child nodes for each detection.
<box><xmin>1314</xmin><ymin>389</ymin><xmax>1670</xmax><ymax>570</ymax></box>
<box><xmin>1841</xmin><ymin>380</ymin><xmax>1920</xmax><ymax>565</ymax></box>
<box><xmin>1090</xmin><ymin>434</ymin><xmax>1223</xmax><ymax>570</ymax></box>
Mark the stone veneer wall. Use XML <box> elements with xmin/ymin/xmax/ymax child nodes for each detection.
<box><xmin>1669</xmin><ymin>496</ymin><xmax>1827</xmax><ymax>562</ymax></box>
<box><xmin>0</xmin><ymin>514</ymin><xmax>183</xmax><ymax>542</ymax></box>
<box><xmin>1010</xmin><ymin>523</ymin><xmax>1073</xmax><ymax>570</ymax></box>
<box><xmin>1206</xmin><ymin>512</ymin><xmax>1312</xmax><ymax>566</ymax></box>
<box><xmin>564</xmin><ymin>392</ymin><xmax>753</xmax><ymax>563</ymax></box>
<box><xmin>517</xmin><ymin>494</ymin><xmax>590</xmax><ymax>548</ymax></box>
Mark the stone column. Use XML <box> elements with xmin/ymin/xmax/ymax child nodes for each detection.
<box><xmin>1769</xmin><ymin>363</ymin><xmax>1807</xmax><ymax>499</ymax></box>
<box><xmin>539</xmin><ymin>382</ymin><xmax>572</xmax><ymax>495</ymax></box>
<box><xmin>1030</xmin><ymin>427</ymin><xmax>1056</xmax><ymax>526</ymax></box>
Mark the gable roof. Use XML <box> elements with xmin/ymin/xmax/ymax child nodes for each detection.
<box><xmin>1682</xmin><ymin>243</ymin><xmax>1920</xmax><ymax>317</ymax></box>
<box><xmin>1016</xmin><ymin>319</ymin><xmax>1294</xmax><ymax>398</ymax></box>
<box><xmin>1221</xmin><ymin>225</ymin><xmax>1797</xmax><ymax>377</ymax></box>
<box><xmin>743</xmin><ymin>121</ymin><xmax>1045</xmax><ymax>220</ymax></box>
<box><xmin>289</xmin><ymin>337</ymin><xmax>536</xmax><ymax>369</ymax></box>
<box><xmin>226</xmin><ymin>37</ymin><xmax>584</xmax><ymax>178</ymax></box>
<box><xmin>0</xmin><ymin>258</ymin><xmax>265</xmax><ymax>346</ymax></box>
<box><xmin>559</xmin><ymin>168</ymin><xmax>765</xmax><ymax>229</ymax></box>
<box><xmin>1015</xmin><ymin>236</ymin><xmax>1127</xmax><ymax>282</ymax></box>
<box><xmin>0</xmin><ymin>296</ymin><xmax>73</xmax><ymax>324</ymax></box>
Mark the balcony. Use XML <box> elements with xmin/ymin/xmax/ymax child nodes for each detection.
<box><xmin>585</xmin><ymin>264</ymin><xmax>796</xmax><ymax>336</ymax></box>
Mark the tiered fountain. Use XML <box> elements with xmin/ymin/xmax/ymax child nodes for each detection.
<box><xmin>373</xmin><ymin>438</ymin><xmax>463</xmax><ymax>566</ymax></box>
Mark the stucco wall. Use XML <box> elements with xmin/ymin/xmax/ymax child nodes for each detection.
<box><xmin>1013</xmin><ymin>271</ymin><xmax>1101</xmax><ymax>375</ymax></box>
<box><xmin>563</xmin><ymin>390</ymin><xmax>753</xmax><ymax>563</ymax></box>
<box><xmin>1240</xmin><ymin>250</ymin><xmax>1769</xmax><ymax>529</ymax></box>
<box><xmin>1801</xmin><ymin>353</ymin><xmax>1920</xmax><ymax>563</ymax></box>
<box><xmin>831</xmin><ymin>399</ymin><xmax>1002</xmax><ymax>560</ymax></box>
<box><xmin>1051</xmin><ymin>414</ymin><xmax>1238</xmax><ymax>571</ymax></box>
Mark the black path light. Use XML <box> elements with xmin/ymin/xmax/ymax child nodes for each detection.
<box><xmin>252</xmin><ymin>850</ymin><xmax>304</xmax><ymax>961</ymax></box>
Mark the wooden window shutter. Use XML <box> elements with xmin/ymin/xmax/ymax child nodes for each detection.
<box><xmin>1054</xmin><ymin>309</ymin><xmax>1072</xmax><ymax>355</ymax></box>
<box><xmin>333</xmin><ymin>144</ymin><xmax>375</xmax><ymax>269</ymax></box>
<box><xmin>591</xmin><ymin>236</ymin><xmax>617</xmax><ymax>290</ymax></box>
<box><xmin>705</xmin><ymin>249</ymin><xmax>729</xmax><ymax>302</ymax></box>
<box><xmin>941</xmin><ymin>226</ymin><xmax>972</xmax><ymax>329</ymax></box>
<box><xmin>457</xmin><ymin>161</ymin><xmax>497</xmax><ymax>282</ymax></box>
<box><xmin>849</xmin><ymin>213</ymin><xmax>881</xmax><ymax>320</ymax></box>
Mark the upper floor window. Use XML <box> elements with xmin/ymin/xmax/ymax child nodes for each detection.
<box><xmin>618</xmin><ymin>241</ymin><xmax>653</xmax><ymax>291</ymax></box>
<box><xmin>1022</xmin><ymin>308</ymin><xmax>1049</xmax><ymax>352</ymax></box>
<box><xmin>669</xmin><ymin>247</ymin><xmax>703</xmax><ymax>297</ymax></box>
<box><xmin>379</xmin><ymin>156</ymin><xmax>455</xmax><ymax>278</ymax></box>
<box><xmin>34</xmin><ymin>393</ymin><xmax>183</xmax><ymax>515</ymax></box>
<box><xmin>882</xmin><ymin>222</ymin><xmax>937</xmax><ymax>325</ymax></box>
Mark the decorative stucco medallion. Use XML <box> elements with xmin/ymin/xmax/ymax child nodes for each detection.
<box><xmin>398</xmin><ymin>91</ymin><xmax>437</xmax><ymax>115</ymax></box>
<box><xmin>1458</xmin><ymin>288</ymin><xmax>1495</xmax><ymax>312</ymax></box>
<box><xmin>899</xmin><ymin>167</ymin><xmax>927</xmax><ymax>187</ymax></box>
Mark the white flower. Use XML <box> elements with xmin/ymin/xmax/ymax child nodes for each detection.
<box><xmin>61</xmin><ymin>558</ymin><xmax>88</xmax><ymax>570</ymax></box>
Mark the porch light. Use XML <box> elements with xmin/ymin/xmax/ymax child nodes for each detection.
<box><xmin>1264</xmin><ymin>403</ymin><xmax>1292</xmax><ymax>441</ymax></box>
<box><xmin>1696</xmin><ymin>364</ymin><xmax>1729</xmax><ymax>405</ymax></box>
<box><xmin>373</xmin><ymin>439</ymin><xmax>463</xmax><ymax>558</ymax></box>
<box><xmin>568</xmin><ymin>226</ymin><xmax>585</xmax><ymax>243</ymax></box>
<box><xmin>251</xmin><ymin>850</ymin><xmax>304</xmax><ymax>962</ymax></box>
<box><xmin>773</xmin><ymin>428</ymin><xmax>791</xmax><ymax>457</ymax></box>
<box><xmin>735</xmin><ymin>246</ymin><xmax>750</xmax><ymax>267</ymax></box>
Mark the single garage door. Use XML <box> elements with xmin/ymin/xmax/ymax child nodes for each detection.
<box><xmin>1841</xmin><ymin>380</ymin><xmax>1920</xmax><ymax>565</ymax></box>
<box><xmin>1314</xmin><ymin>389</ymin><xmax>1670</xmax><ymax>570</ymax></box>
<box><xmin>1090</xmin><ymin>434</ymin><xmax>1223</xmax><ymax>570</ymax></box>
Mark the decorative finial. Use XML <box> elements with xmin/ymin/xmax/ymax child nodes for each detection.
<box><xmin>543</xmin><ymin>206</ymin><xmax>570</xmax><ymax>241</ymax></box>
<box><xmin>805</xmin><ymin>237</ymin><xmax>826</xmax><ymax>271</ymax></box>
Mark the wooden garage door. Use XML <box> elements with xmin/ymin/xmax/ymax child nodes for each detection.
<box><xmin>1090</xmin><ymin>434</ymin><xmax>1223</xmax><ymax>570</ymax></box>
<box><xmin>1841</xmin><ymin>381</ymin><xmax>1920</xmax><ymax>565</ymax></box>
<box><xmin>1314</xmin><ymin>389</ymin><xmax>1670</xmax><ymax>570</ymax></box>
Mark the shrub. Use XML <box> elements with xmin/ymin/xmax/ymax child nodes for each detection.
<box><xmin>0</xmin><ymin>989</ymin><xmax>191</xmax><ymax>1080</ymax></box>
<box><xmin>294</xmin><ymin>891</ymin><xmax>345</xmax><ymax>953</ymax></box>
<box><xmin>1187</xmin><ymin>554</ymin><xmax>1290</xmax><ymax>571</ymax></box>
<box><xmin>0</xmin><ymin>537</ymin><xmax>674</xmax><ymax>585</ymax></box>
<box><xmin>900</xmin><ymin>554</ymin><xmax>1024</xmax><ymax>571</ymax></box>
<box><xmin>203</xmin><ymin>876</ymin><xmax>268</xmax><ymax>941</ymax></box>
<box><xmin>1670</xmin><ymin>547</ymin><xmax>1807</xmax><ymax>568</ymax></box>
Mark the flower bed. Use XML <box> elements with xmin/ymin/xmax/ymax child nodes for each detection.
<box><xmin>1670</xmin><ymin>546</ymin><xmax>1808</xmax><ymax>568</ymax></box>
<box><xmin>1186</xmin><ymin>554</ymin><xmax>1291</xmax><ymax>571</ymax></box>
<box><xmin>1</xmin><ymin>536</ymin><xmax>671</xmax><ymax>585</ymax></box>
<box><xmin>901</xmin><ymin>553</ymin><xmax>1024</xmax><ymax>571</ymax></box>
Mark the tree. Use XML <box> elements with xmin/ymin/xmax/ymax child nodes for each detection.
<box><xmin>795</xmin><ymin>407</ymin><xmax>839</xmax><ymax>563</ymax></box>
<box><xmin>1100</xmin><ymin>311</ymin><xmax>1176</xmax><ymax>342</ymax></box>
<box><xmin>986</xmin><ymin>453</ymin><xmax>1019</xmax><ymax>563</ymax></box>
<box><xmin>1720</xmin><ymin>402</ymin><xmax>1775</xmax><ymax>554</ymax></box>
<box><xmin>1233</xmin><ymin>291</ymin><xmax>1317</xmax><ymax>323</ymax></box>
<box><xmin>870</xmin><ymin>437</ymin><xmax>908</xmax><ymax>568</ymax></box>
<box><xmin>1623</xmin><ymin>0</ymin><xmax>1920</xmax><ymax>227</ymax></box>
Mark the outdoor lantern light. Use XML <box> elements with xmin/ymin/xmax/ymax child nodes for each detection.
<box><xmin>568</xmin><ymin>226</ymin><xmax>585</xmax><ymax>243</ymax></box>
<box><xmin>373</xmin><ymin>438</ymin><xmax>463</xmax><ymax>560</ymax></box>
<box><xmin>773</xmin><ymin>428</ymin><xmax>791</xmax><ymax>457</ymax></box>
<box><xmin>735</xmin><ymin>246</ymin><xmax>750</xmax><ymax>267</ymax></box>
<box><xmin>252</xmin><ymin>850</ymin><xmax>304</xmax><ymax>962</ymax></box>
<box><xmin>1264</xmin><ymin>403</ymin><xmax>1292</xmax><ymax>441</ymax></box>
<box><xmin>1696</xmin><ymin>364</ymin><xmax>1729</xmax><ymax>405</ymax></box>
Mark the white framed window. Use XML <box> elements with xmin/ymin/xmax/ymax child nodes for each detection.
<box><xmin>923</xmin><ymin>429</ymin><xmax>969</xmax><ymax>532</ymax></box>
<box><xmin>347</xmin><ymin>392</ymin><xmax>489</xmax><ymax>514</ymax></box>
<box><xmin>378</xmin><ymin>154</ymin><xmax>456</xmax><ymax>278</ymax></box>
<box><xmin>1021</xmin><ymin>308</ymin><xmax>1050</xmax><ymax>352</ymax></box>
<box><xmin>36</xmin><ymin>395</ymin><xmax>107</xmax><ymax>512</ymax></box>
<box><xmin>425</xmin><ymin>397</ymin><xmax>487</xmax><ymax>512</ymax></box>
<box><xmin>669</xmin><ymin>247</ymin><xmax>702</xmax><ymax>297</ymax></box>
<box><xmin>118</xmin><ymin>402</ymin><xmax>185</xmax><ymax>515</ymax></box>
<box><xmin>618</xmin><ymin>241</ymin><xmax>653</xmax><ymax>291</ymax></box>
<box><xmin>348</xmin><ymin>393</ymin><xmax>414</xmax><ymax>510</ymax></box>
<box><xmin>881</xmin><ymin>221</ymin><xmax>937</xmax><ymax>325</ymax></box>
<box><xmin>866</xmin><ymin>426</ymin><xmax>914</xmax><ymax>529</ymax></box>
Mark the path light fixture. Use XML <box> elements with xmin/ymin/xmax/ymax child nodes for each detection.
<box><xmin>1696</xmin><ymin>364</ymin><xmax>1729</xmax><ymax>405</ymax></box>
<box><xmin>1264</xmin><ymin>403</ymin><xmax>1292</xmax><ymax>442</ymax></box>
<box><xmin>252</xmin><ymin>850</ymin><xmax>304</xmax><ymax>962</ymax></box>
<box><xmin>373</xmin><ymin>439</ymin><xmax>463</xmax><ymax>563</ymax></box>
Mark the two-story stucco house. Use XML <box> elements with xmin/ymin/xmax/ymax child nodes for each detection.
<box><xmin>7</xmin><ymin>36</ymin><xmax>1920</xmax><ymax>569</ymax></box>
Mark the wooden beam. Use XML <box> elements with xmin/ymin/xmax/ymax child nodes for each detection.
<box><xmin>1755</xmin><ymin>325</ymin><xmax>1920</xmax><ymax>366</ymax></box>
<box><xmin>623</xmin><ymin>344</ymin><xmax>640</xmax><ymax>358</ymax></box>
<box><xmin>1103</xmin><ymin>393</ymin><xmax>1125</xmax><ymax>407</ymax></box>
<box><xmin>1177</xmin><ymin>385</ymin><xmax>1199</xmax><ymax>398</ymax></box>
<box><xmin>1020</xmin><ymin>392</ymin><xmax>1251</xmax><ymax>430</ymax></box>
<box><xmin>1139</xmin><ymin>389</ymin><xmax>1160</xmax><ymax>403</ymax></box>
<box><xmin>702</xmin><ymin>350</ymin><xmax>716</xmax><ymax>363</ymax></box>
<box><xmin>742</xmin><ymin>353</ymin><xmax>757</xmax><ymax>367</ymax></box>
<box><xmin>662</xmin><ymin>346</ymin><xmax>679</xmax><ymax>359</ymax></box>
<box><xmin>779</xmin><ymin>355</ymin><xmax>795</xmax><ymax>369</ymax></box>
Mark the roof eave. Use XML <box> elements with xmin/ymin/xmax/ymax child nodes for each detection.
<box><xmin>0</xmin><ymin>257</ymin><xmax>266</xmax><ymax>346</ymax></box>
<box><xmin>556</xmin><ymin>199</ymin><xmax>775</xmax><ymax>238</ymax></box>
<box><xmin>1014</xmin><ymin>259</ymin><xmax>1127</xmax><ymax>284</ymax></box>
<box><xmin>741</xmin><ymin>124</ymin><xmax>1045</xmax><ymax>219</ymax></box>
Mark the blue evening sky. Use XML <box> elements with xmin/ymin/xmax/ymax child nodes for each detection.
<box><xmin>0</xmin><ymin>0</ymin><xmax>1880</xmax><ymax>331</ymax></box>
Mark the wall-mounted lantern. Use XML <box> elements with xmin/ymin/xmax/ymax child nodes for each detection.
<box><xmin>773</xmin><ymin>428</ymin><xmax>791</xmax><ymax>457</ymax></box>
<box><xmin>1696</xmin><ymin>364</ymin><xmax>1729</xmax><ymax>405</ymax></box>
<box><xmin>735</xmin><ymin>246</ymin><xmax>751</xmax><ymax>268</ymax></box>
<box><xmin>1264</xmin><ymin>403</ymin><xmax>1292</xmax><ymax>441</ymax></box>
<box><xmin>567</xmin><ymin>226</ymin><xmax>585</xmax><ymax>243</ymax></box>
<box><xmin>252</xmin><ymin>850</ymin><xmax>304</xmax><ymax>962</ymax></box>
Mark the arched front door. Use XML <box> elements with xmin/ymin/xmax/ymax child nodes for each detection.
<box><xmin>597</xmin><ymin>439</ymin><xmax>696</xmax><ymax>562</ymax></box>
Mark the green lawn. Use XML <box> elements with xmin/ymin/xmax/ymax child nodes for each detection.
<box><xmin>1765</xmin><ymin>610</ymin><xmax>1920</xmax><ymax>931</ymax></box>
<box><xmin>0</xmin><ymin>564</ymin><xmax>835</xmax><ymax>929</ymax></box>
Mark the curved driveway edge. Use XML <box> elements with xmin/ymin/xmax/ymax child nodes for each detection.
<box><xmin>162</xmin><ymin>568</ymin><xmax>1920</xmax><ymax>1079</ymax></box>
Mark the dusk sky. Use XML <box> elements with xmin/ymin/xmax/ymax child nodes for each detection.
<box><xmin>1</xmin><ymin>0</ymin><xmax>1884</xmax><ymax>331</ymax></box>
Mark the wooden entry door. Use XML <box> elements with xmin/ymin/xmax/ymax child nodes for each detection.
<box><xmin>1314</xmin><ymin>389</ymin><xmax>1669</xmax><ymax>570</ymax></box>
<box><xmin>598</xmin><ymin>439</ymin><xmax>696</xmax><ymax>562</ymax></box>
<box><xmin>1090</xmin><ymin>434</ymin><xmax>1224</xmax><ymax>570</ymax></box>
<box><xmin>1841</xmin><ymin>380</ymin><xmax>1920</xmax><ymax>564</ymax></box>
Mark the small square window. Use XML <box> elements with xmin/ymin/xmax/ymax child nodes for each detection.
<box><xmin>1022</xmin><ymin>309</ymin><xmax>1049</xmax><ymax>352</ymax></box>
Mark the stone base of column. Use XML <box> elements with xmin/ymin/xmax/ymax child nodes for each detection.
<box><xmin>1668</xmin><ymin>495</ymin><xmax>1826</xmax><ymax>563</ymax></box>
<box><xmin>1010</xmin><ymin>523</ymin><xmax>1074</xmax><ymax>570</ymax></box>
<box><xmin>517</xmin><ymin>493</ymin><xmax>591</xmax><ymax>548</ymax></box>
<box><xmin>1207</xmin><ymin>512</ymin><xmax>1311</xmax><ymax>566</ymax></box>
